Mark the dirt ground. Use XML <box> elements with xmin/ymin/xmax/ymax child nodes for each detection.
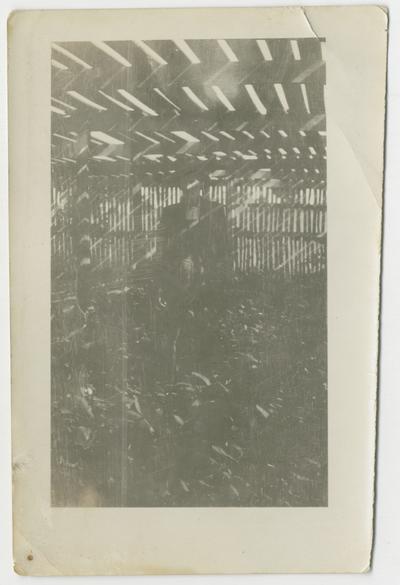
<box><xmin>51</xmin><ymin>271</ymin><xmax>327</xmax><ymax>507</ymax></box>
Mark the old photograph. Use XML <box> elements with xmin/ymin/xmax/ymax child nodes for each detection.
<box><xmin>50</xmin><ymin>37</ymin><xmax>327</xmax><ymax>507</ymax></box>
<box><xmin>9</xmin><ymin>3</ymin><xmax>388</xmax><ymax>574</ymax></box>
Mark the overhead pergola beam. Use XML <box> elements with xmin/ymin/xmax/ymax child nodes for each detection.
<box><xmin>51</xmin><ymin>38</ymin><xmax>326</xmax><ymax>185</ymax></box>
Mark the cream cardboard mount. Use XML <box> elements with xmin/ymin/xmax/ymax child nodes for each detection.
<box><xmin>9</xmin><ymin>5</ymin><xmax>387</xmax><ymax>575</ymax></box>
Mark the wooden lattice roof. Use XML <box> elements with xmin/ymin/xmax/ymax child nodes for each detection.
<box><xmin>51</xmin><ymin>38</ymin><xmax>326</xmax><ymax>187</ymax></box>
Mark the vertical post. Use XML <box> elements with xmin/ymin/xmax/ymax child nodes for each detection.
<box><xmin>120</xmin><ymin>156</ymin><xmax>131</xmax><ymax>507</ymax></box>
<box><xmin>74</xmin><ymin>128</ymin><xmax>92</xmax><ymax>312</ymax></box>
<box><xmin>120</xmin><ymin>290</ymin><xmax>128</xmax><ymax>506</ymax></box>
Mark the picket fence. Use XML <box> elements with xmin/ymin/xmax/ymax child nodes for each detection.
<box><xmin>51</xmin><ymin>173</ymin><xmax>326</xmax><ymax>282</ymax></box>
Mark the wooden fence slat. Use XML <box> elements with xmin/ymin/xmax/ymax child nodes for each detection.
<box><xmin>52</xmin><ymin>181</ymin><xmax>327</xmax><ymax>281</ymax></box>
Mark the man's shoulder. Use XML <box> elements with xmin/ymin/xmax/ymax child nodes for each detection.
<box><xmin>161</xmin><ymin>203</ymin><xmax>182</xmax><ymax>217</ymax></box>
<box><xmin>200</xmin><ymin>197</ymin><xmax>226</xmax><ymax>216</ymax></box>
<box><xmin>160</xmin><ymin>203</ymin><xmax>185</xmax><ymax>229</ymax></box>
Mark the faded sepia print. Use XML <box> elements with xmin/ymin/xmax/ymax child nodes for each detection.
<box><xmin>51</xmin><ymin>38</ymin><xmax>327</xmax><ymax>507</ymax></box>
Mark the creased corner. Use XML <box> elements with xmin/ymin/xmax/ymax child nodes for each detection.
<box><xmin>13</xmin><ymin>530</ymin><xmax>63</xmax><ymax>576</ymax></box>
<box><xmin>300</xmin><ymin>6</ymin><xmax>321</xmax><ymax>40</ymax></box>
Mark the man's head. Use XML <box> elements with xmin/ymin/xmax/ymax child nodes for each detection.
<box><xmin>181</xmin><ymin>176</ymin><xmax>203</xmax><ymax>207</ymax></box>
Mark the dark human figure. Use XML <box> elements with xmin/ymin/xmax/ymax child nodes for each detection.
<box><xmin>158</xmin><ymin>182</ymin><xmax>230</xmax><ymax>295</ymax></box>
<box><xmin>155</xmin><ymin>179</ymin><xmax>231</xmax><ymax>381</ymax></box>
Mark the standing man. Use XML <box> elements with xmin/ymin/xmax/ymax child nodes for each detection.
<box><xmin>157</xmin><ymin>175</ymin><xmax>230</xmax><ymax>306</ymax></box>
<box><xmin>155</xmin><ymin>174</ymin><xmax>231</xmax><ymax>380</ymax></box>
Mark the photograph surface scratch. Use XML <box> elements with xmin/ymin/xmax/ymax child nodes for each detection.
<box><xmin>50</xmin><ymin>37</ymin><xmax>327</xmax><ymax>507</ymax></box>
